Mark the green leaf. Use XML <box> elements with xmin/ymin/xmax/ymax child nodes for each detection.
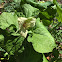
<box><xmin>38</xmin><ymin>1</ymin><xmax>53</xmax><ymax>9</ymax></box>
<box><xmin>28</xmin><ymin>18</ymin><xmax>56</xmax><ymax>53</ymax></box>
<box><xmin>21</xmin><ymin>4</ymin><xmax>39</xmax><ymax>17</ymax></box>
<box><xmin>5</xmin><ymin>36</ymin><xmax>24</xmax><ymax>55</ymax></box>
<box><xmin>39</xmin><ymin>6</ymin><xmax>56</xmax><ymax>26</ymax></box>
<box><xmin>56</xmin><ymin>3</ymin><xmax>62</xmax><ymax>22</ymax></box>
<box><xmin>43</xmin><ymin>54</ymin><xmax>48</xmax><ymax>62</ymax></box>
<box><xmin>11</xmin><ymin>32</ymin><xmax>20</xmax><ymax>36</ymax></box>
<box><xmin>39</xmin><ymin>7</ymin><xmax>56</xmax><ymax>26</ymax></box>
<box><xmin>13</xmin><ymin>41</ymin><xmax>42</xmax><ymax>62</ymax></box>
<box><xmin>0</xmin><ymin>27</ymin><xmax>25</xmax><ymax>55</ymax></box>
<box><xmin>24</xmin><ymin>1</ymin><xmax>53</xmax><ymax>10</ymax></box>
<box><xmin>53</xmin><ymin>0</ymin><xmax>62</xmax><ymax>22</ymax></box>
<box><xmin>39</xmin><ymin>7</ymin><xmax>56</xmax><ymax>20</ymax></box>
<box><xmin>0</xmin><ymin>28</ymin><xmax>24</xmax><ymax>55</ymax></box>
<box><xmin>42</xmin><ymin>19</ymin><xmax>52</xmax><ymax>26</ymax></box>
<box><xmin>0</xmin><ymin>12</ymin><xmax>18</xmax><ymax>29</ymax></box>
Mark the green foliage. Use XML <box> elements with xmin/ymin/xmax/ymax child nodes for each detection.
<box><xmin>21</xmin><ymin>4</ymin><xmax>39</xmax><ymax>17</ymax></box>
<box><xmin>53</xmin><ymin>0</ymin><xmax>62</xmax><ymax>22</ymax></box>
<box><xmin>0</xmin><ymin>29</ymin><xmax>24</xmax><ymax>55</ymax></box>
<box><xmin>21</xmin><ymin>0</ymin><xmax>53</xmax><ymax>10</ymax></box>
<box><xmin>0</xmin><ymin>12</ymin><xmax>18</xmax><ymax>29</ymax></box>
<box><xmin>39</xmin><ymin>6</ymin><xmax>56</xmax><ymax>26</ymax></box>
<box><xmin>14</xmin><ymin>41</ymin><xmax>42</xmax><ymax>62</ymax></box>
<box><xmin>0</xmin><ymin>0</ymin><xmax>62</xmax><ymax>62</ymax></box>
<box><xmin>0</xmin><ymin>47</ymin><xmax>5</xmax><ymax>52</ymax></box>
<box><xmin>56</xmin><ymin>4</ymin><xmax>62</xmax><ymax>22</ymax></box>
<box><xmin>5</xmin><ymin>36</ymin><xmax>24</xmax><ymax>55</ymax></box>
<box><xmin>28</xmin><ymin>18</ymin><xmax>56</xmax><ymax>53</ymax></box>
<box><xmin>56</xmin><ymin>59</ymin><xmax>62</xmax><ymax>62</ymax></box>
<box><xmin>51</xmin><ymin>22</ymin><xmax>62</xmax><ymax>42</ymax></box>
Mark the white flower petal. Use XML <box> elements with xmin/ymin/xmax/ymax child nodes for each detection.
<box><xmin>20</xmin><ymin>28</ymin><xmax>28</xmax><ymax>38</ymax></box>
<box><xmin>18</xmin><ymin>17</ymin><xmax>36</xmax><ymax>38</ymax></box>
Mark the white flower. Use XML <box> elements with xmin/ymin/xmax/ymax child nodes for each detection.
<box><xmin>18</xmin><ymin>17</ymin><xmax>36</xmax><ymax>38</ymax></box>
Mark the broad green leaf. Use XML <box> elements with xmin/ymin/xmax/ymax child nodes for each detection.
<box><xmin>11</xmin><ymin>41</ymin><xmax>42</xmax><ymax>62</ymax></box>
<box><xmin>21</xmin><ymin>4</ymin><xmax>39</xmax><ymax>17</ymax></box>
<box><xmin>43</xmin><ymin>54</ymin><xmax>48</xmax><ymax>62</ymax></box>
<box><xmin>0</xmin><ymin>12</ymin><xmax>18</xmax><ymax>29</ymax></box>
<box><xmin>28</xmin><ymin>18</ymin><xmax>56</xmax><ymax>53</ymax></box>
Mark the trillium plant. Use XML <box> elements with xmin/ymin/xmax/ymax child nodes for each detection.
<box><xmin>17</xmin><ymin>17</ymin><xmax>36</xmax><ymax>38</ymax></box>
<box><xmin>0</xmin><ymin>0</ymin><xmax>62</xmax><ymax>62</ymax></box>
